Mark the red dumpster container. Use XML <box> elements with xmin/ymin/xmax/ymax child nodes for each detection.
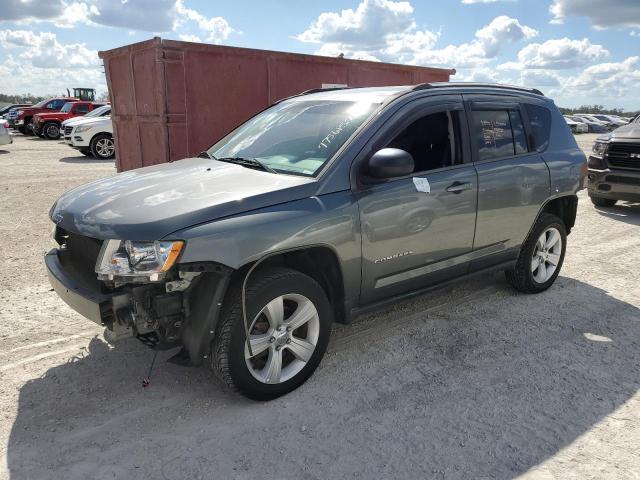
<box><xmin>99</xmin><ymin>37</ymin><xmax>455</xmax><ymax>172</ymax></box>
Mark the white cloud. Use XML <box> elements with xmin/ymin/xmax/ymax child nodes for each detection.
<box><xmin>550</xmin><ymin>0</ymin><xmax>640</xmax><ymax>28</ymax></box>
<box><xmin>504</xmin><ymin>37</ymin><xmax>609</xmax><ymax>69</ymax></box>
<box><xmin>461</xmin><ymin>0</ymin><xmax>515</xmax><ymax>3</ymax></box>
<box><xmin>178</xmin><ymin>33</ymin><xmax>203</xmax><ymax>43</ymax></box>
<box><xmin>297</xmin><ymin>2</ymin><xmax>536</xmax><ymax>69</ymax></box>
<box><xmin>0</xmin><ymin>29</ymin><xmax>99</xmax><ymax>69</ymax></box>
<box><xmin>0</xmin><ymin>0</ymin><xmax>236</xmax><ymax>40</ymax></box>
<box><xmin>174</xmin><ymin>0</ymin><xmax>235</xmax><ymax>43</ymax></box>
<box><xmin>0</xmin><ymin>56</ymin><xmax>106</xmax><ymax>96</ymax></box>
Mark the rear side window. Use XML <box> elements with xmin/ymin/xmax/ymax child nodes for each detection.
<box><xmin>76</xmin><ymin>104</ymin><xmax>90</xmax><ymax>113</ymax></box>
<box><xmin>524</xmin><ymin>104</ymin><xmax>551</xmax><ymax>152</ymax></box>
<box><xmin>472</xmin><ymin>110</ymin><xmax>516</xmax><ymax>161</ymax></box>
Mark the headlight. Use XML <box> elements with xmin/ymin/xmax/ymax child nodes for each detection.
<box><xmin>75</xmin><ymin>125</ymin><xmax>93</xmax><ymax>133</ymax></box>
<box><xmin>592</xmin><ymin>141</ymin><xmax>608</xmax><ymax>156</ymax></box>
<box><xmin>96</xmin><ymin>239</ymin><xmax>184</xmax><ymax>281</ymax></box>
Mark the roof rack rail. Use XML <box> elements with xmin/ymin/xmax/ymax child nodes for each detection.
<box><xmin>412</xmin><ymin>82</ymin><xmax>544</xmax><ymax>96</ymax></box>
<box><xmin>273</xmin><ymin>85</ymin><xmax>354</xmax><ymax>105</ymax></box>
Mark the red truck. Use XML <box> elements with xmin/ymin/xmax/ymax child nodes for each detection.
<box><xmin>32</xmin><ymin>101</ymin><xmax>105</xmax><ymax>139</ymax></box>
<box><xmin>9</xmin><ymin>87</ymin><xmax>96</xmax><ymax>135</ymax></box>
<box><xmin>9</xmin><ymin>97</ymin><xmax>75</xmax><ymax>135</ymax></box>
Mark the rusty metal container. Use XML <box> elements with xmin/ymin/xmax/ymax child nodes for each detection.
<box><xmin>99</xmin><ymin>37</ymin><xmax>454</xmax><ymax>172</ymax></box>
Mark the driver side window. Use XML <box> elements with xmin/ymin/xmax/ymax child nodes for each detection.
<box><xmin>386</xmin><ymin>110</ymin><xmax>461</xmax><ymax>174</ymax></box>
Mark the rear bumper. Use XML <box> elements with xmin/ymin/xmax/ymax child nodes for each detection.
<box><xmin>588</xmin><ymin>167</ymin><xmax>640</xmax><ymax>201</ymax></box>
<box><xmin>45</xmin><ymin>248</ymin><xmax>113</xmax><ymax>325</ymax></box>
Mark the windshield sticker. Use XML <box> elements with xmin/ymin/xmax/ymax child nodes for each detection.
<box><xmin>413</xmin><ymin>177</ymin><xmax>431</xmax><ymax>193</ymax></box>
<box><xmin>318</xmin><ymin>116</ymin><xmax>354</xmax><ymax>149</ymax></box>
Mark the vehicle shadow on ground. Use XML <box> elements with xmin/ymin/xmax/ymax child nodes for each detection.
<box><xmin>59</xmin><ymin>156</ymin><xmax>113</xmax><ymax>164</ymax></box>
<box><xmin>594</xmin><ymin>202</ymin><xmax>640</xmax><ymax>226</ymax></box>
<box><xmin>6</xmin><ymin>276</ymin><xmax>640</xmax><ymax>479</ymax></box>
<box><xmin>0</xmin><ymin>150</ymin><xmax>9</xmax><ymax>154</ymax></box>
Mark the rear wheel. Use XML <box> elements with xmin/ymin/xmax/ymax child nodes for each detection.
<box><xmin>589</xmin><ymin>195</ymin><xmax>617</xmax><ymax>207</ymax></box>
<box><xmin>211</xmin><ymin>267</ymin><xmax>332</xmax><ymax>400</ymax></box>
<box><xmin>505</xmin><ymin>213</ymin><xmax>566</xmax><ymax>294</ymax></box>
<box><xmin>43</xmin><ymin>122</ymin><xmax>60</xmax><ymax>139</ymax></box>
<box><xmin>90</xmin><ymin>133</ymin><xmax>115</xmax><ymax>159</ymax></box>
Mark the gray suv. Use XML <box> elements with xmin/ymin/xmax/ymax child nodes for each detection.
<box><xmin>46</xmin><ymin>83</ymin><xmax>587</xmax><ymax>399</ymax></box>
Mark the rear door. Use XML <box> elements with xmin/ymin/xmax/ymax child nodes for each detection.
<box><xmin>464</xmin><ymin>96</ymin><xmax>550</xmax><ymax>270</ymax></box>
<box><xmin>357</xmin><ymin>96</ymin><xmax>478</xmax><ymax>303</ymax></box>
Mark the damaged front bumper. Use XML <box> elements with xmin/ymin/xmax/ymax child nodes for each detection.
<box><xmin>45</xmin><ymin>247</ymin><xmax>233</xmax><ymax>364</ymax></box>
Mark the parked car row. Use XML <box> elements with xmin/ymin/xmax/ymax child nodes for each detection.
<box><xmin>3</xmin><ymin>88</ymin><xmax>115</xmax><ymax>159</ymax></box>
<box><xmin>563</xmin><ymin>113</ymin><xmax>634</xmax><ymax>134</ymax></box>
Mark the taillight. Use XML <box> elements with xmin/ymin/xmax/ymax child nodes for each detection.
<box><xmin>2</xmin><ymin>121</ymin><xmax>8</xmax><ymax>129</ymax></box>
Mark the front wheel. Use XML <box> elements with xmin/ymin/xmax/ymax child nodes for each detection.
<box><xmin>211</xmin><ymin>268</ymin><xmax>332</xmax><ymax>400</ymax></box>
<box><xmin>505</xmin><ymin>213</ymin><xmax>567</xmax><ymax>294</ymax></box>
<box><xmin>90</xmin><ymin>133</ymin><xmax>115</xmax><ymax>159</ymax></box>
<box><xmin>43</xmin><ymin>122</ymin><xmax>60</xmax><ymax>139</ymax></box>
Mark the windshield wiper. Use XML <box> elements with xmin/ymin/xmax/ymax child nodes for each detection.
<box><xmin>198</xmin><ymin>150</ymin><xmax>213</xmax><ymax>159</ymax></box>
<box><xmin>215</xmin><ymin>157</ymin><xmax>278</xmax><ymax>173</ymax></box>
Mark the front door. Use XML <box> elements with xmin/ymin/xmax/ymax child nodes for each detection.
<box><xmin>357</xmin><ymin>99</ymin><xmax>478</xmax><ymax>303</ymax></box>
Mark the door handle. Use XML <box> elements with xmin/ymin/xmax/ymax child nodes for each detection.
<box><xmin>446</xmin><ymin>181</ymin><xmax>472</xmax><ymax>193</ymax></box>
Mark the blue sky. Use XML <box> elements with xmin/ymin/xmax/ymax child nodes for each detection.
<box><xmin>1</xmin><ymin>0</ymin><xmax>639</xmax><ymax>109</ymax></box>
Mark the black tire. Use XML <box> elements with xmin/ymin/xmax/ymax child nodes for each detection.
<box><xmin>589</xmin><ymin>195</ymin><xmax>617</xmax><ymax>207</ymax></box>
<box><xmin>90</xmin><ymin>133</ymin><xmax>115</xmax><ymax>159</ymax></box>
<box><xmin>23</xmin><ymin>119</ymin><xmax>33</xmax><ymax>136</ymax></box>
<box><xmin>505</xmin><ymin>213</ymin><xmax>567</xmax><ymax>294</ymax></box>
<box><xmin>43</xmin><ymin>122</ymin><xmax>60</xmax><ymax>139</ymax></box>
<box><xmin>79</xmin><ymin>149</ymin><xmax>93</xmax><ymax>156</ymax></box>
<box><xmin>17</xmin><ymin>126</ymin><xmax>27</xmax><ymax>135</ymax></box>
<box><xmin>211</xmin><ymin>267</ymin><xmax>332</xmax><ymax>400</ymax></box>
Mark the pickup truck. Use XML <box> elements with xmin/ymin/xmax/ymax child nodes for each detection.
<box><xmin>9</xmin><ymin>97</ymin><xmax>77</xmax><ymax>135</ymax></box>
<box><xmin>46</xmin><ymin>83</ymin><xmax>586</xmax><ymax>400</ymax></box>
<box><xmin>588</xmin><ymin>115</ymin><xmax>640</xmax><ymax>206</ymax></box>
<box><xmin>33</xmin><ymin>101</ymin><xmax>105</xmax><ymax>139</ymax></box>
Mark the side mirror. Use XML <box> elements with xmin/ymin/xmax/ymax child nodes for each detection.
<box><xmin>368</xmin><ymin>148</ymin><xmax>414</xmax><ymax>179</ymax></box>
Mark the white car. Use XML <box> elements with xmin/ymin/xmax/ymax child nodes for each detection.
<box><xmin>62</xmin><ymin>105</ymin><xmax>111</xmax><ymax>144</ymax></box>
<box><xmin>563</xmin><ymin>116</ymin><xmax>588</xmax><ymax>133</ymax></box>
<box><xmin>68</xmin><ymin>116</ymin><xmax>114</xmax><ymax>159</ymax></box>
<box><xmin>0</xmin><ymin>120</ymin><xmax>12</xmax><ymax>146</ymax></box>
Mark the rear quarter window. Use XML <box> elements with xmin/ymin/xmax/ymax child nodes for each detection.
<box><xmin>524</xmin><ymin>104</ymin><xmax>551</xmax><ymax>152</ymax></box>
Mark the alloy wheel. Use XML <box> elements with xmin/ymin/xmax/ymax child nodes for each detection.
<box><xmin>531</xmin><ymin>227</ymin><xmax>562</xmax><ymax>283</ymax></box>
<box><xmin>244</xmin><ymin>293</ymin><xmax>320</xmax><ymax>384</ymax></box>
<box><xmin>96</xmin><ymin>137</ymin><xmax>114</xmax><ymax>158</ymax></box>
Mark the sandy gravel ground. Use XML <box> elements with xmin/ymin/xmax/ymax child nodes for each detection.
<box><xmin>1</xmin><ymin>133</ymin><xmax>639</xmax><ymax>480</ymax></box>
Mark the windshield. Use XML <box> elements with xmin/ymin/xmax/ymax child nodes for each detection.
<box><xmin>86</xmin><ymin>105</ymin><xmax>110</xmax><ymax>117</ymax></box>
<box><xmin>207</xmin><ymin>99</ymin><xmax>378</xmax><ymax>176</ymax></box>
<box><xmin>33</xmin><ymin>99</ymin><xmax>48</xmax><ymax>108</ymax></box>
<box><xmin>60</xmin><ymin>102</ymin><xmax>74</xmax><ymax>113</ymax></box>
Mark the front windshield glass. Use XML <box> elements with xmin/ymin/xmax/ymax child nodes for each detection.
<box><xmin>207</xmin><ymin>99</ymin><xmax>378</xmax><ymax>176</ymax></box>
<box><xmin>86</xmin><ymin>105</ymin><xmax>110</xmax><ymax>117</ymax></box>
<box><xmin>61</xmin><ymin>102</ymin><xmax>74</xmax><ymax>113</ymax></box>
<box><xmin>33</xmin><ymin>99</ymin><xmax>48</xmax><ymax>108</ymax></box>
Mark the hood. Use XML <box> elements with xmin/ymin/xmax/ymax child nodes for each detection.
<box><xmin>608</xmin><ymin>123</ymin><xmax>640</xmax><ymax>140</ymax></box>
<box><xmin>35</xmin><ymin>112</ymin><xmax>65</xmax><ymax>120</ymax></box>
<box><xmin>63</xmin><ymin>115</ymin><xmax>108</xmax><ymax>127</ymax></box>
<box><xmin>66</xmin><ymin>116</ymin><xmax>110</xmax><ymax>128</ymax></box>
<box><xmin>50</xmin><ymin>157</ymin><xmax>317</xmax><ymax>240</ymax></box>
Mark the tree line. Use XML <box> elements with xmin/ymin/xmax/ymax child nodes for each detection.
<box><xmin>559</xmin><ymin>105</ymin><xmax>639</xmax><ymax>117</ymax></box>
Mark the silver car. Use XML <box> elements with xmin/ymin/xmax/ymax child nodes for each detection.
<box><xmin>0</xmin><ymin>120</ymin><xmax>12</xmax><ymax>146</ymax></box>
